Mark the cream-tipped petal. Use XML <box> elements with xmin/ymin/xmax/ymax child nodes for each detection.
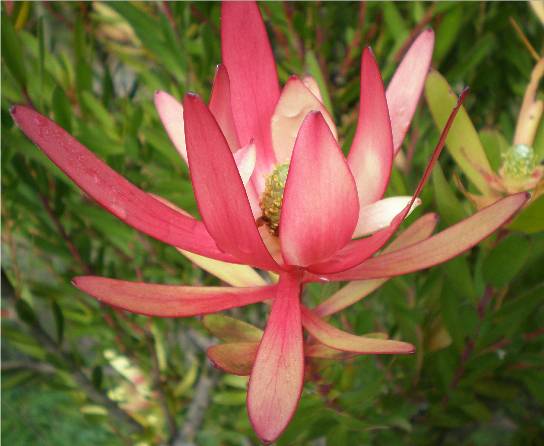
<box><xmin>271</xmin><ymin>76</ymin><xmax>337</xmax><ymax>164</ymax></box>
<box><xmin>353</xmin><ymin>196</ymin><xmax>421</xmax><ymax>238</ymax></box>
<box><xmin>154</xmin><ymin>90</ymin><xmax>187</xmax><ymax>163</ymax></box>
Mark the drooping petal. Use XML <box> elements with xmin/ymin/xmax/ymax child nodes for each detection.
<box><xmin>183</xmin><ymin>94</ymin><xmax>278</xmax><ymax>271</ymax></box>
<box><xmin>208</xmin><ymin>340</ymin><xmax>352</xmax><ymax>376</ymax></box>
<box><xmin>280</xmin><ymin>112</ymin><xmax>359</xmax><ymax>267</ymax></box>
<box><xmin>208</xmin><ymin>343</ymin><xmax>258</xmax><ymax>376</ymax></box>
<box><xmin>314</xmin><ymin>279</ymin><xmax>384</xmax><ymax>318</ymax></box>
<box><xmin>309</xmin><ymin>88</ymin><xmax>469</xmax><ymax>274</ymax></box>
<box><xmin>386</xmin><ymin>212</ymin><xmax>440</xmax><ymax>251</ymax></box>
<box><xmin>321</xmin><ymin>193</ymin><xmax>529</xmax><ymax>281</ymax></box>
<box><xmin>233</xmin><ymin>142</ymin><xmax>256</xmax><ymax>186</ymax></box>
<box><xmin>202</xmin><ymin>314</ymin><xmax>263</xmax><ymax>343</ymax></box>
<box><xmin>314</xmin><ymin>213</ymin><xmax>438</xmax><ymax>316</ymax></box>
<box><xmin>386</xmin><ymin>29</ymin><xmax>435</xmax><ymax>153</ymax></box>
<box><xmin>348</xmin><ymin>48</ymin><xmax>394</xmax><ymax>206</ymax></box>
<box><xmin>10</xmin><ymin>105</ymin><xmax>235</xmax><ymax>262</ymax></box>
<box><xmin>73</xmin><ymin>276</ymin><xmax>276</xmax><ymax>317</ymax></box>
<box><xmin>209</xmin><ymin>64</ymin><xmax>240</xmax><ymax>151</ymax></box>
<box><xmin>221</xmin><ymin>1</ymin><xmax>280</xmax><ymax>186</ymax></box>
<box><xmin>155</xmin><ymin>90</ymin><xmax>187</xmax><ymax>163</ymax></box>
<box><xmin>301</xmin><ymin>307</ymin><xmax>414</xmax><ymax>354</ymax></box>
<box><xmin>247</xmin><ymin>272</ymin><xmax>304</xmax><ymax>444</ymax></box>
<box><xmin>179</xmin><ymin>249</ymin><xmax>267</xmax><ymax>287</ymax></box>
<box><xmin>149</xmin><ymin>193</ymin><xmax>268</xmax><ymax>286</ymax></box>
<box><xmin>353</xmin><ymin>196</ymin><xmax>421</xmax><ymax>238</ymax></box>
<box><xmin>271</xmin><ymin>76</ymin><xmax>337</xmax><ymax>164</ymax></box>
<box><xmin>304</xmin><ymin>343</ymin><xmax>356</xmax><ymax>360</ymax></box>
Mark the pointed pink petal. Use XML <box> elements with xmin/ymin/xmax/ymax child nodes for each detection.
<box><xmin>73</xmin><ymin>276</ymin><xmax>276</xmax><ymax>317</ymax></box>
<box><xmin>386</xmin><ymin>29</ymin><xmax>435</xmax><ymax>153</ymax></box>
<box><xmin>10</xmin><ymin>105</ymin><xmax>235</xmax><ymax>262</ymax></box>
<box><xmin>208</xmin><ymin>342</ymin><xmax>258</xmax><ymax>376</ymax></box>
<box><xmin>348</xmin><ymin>48</ymin><xmax>394</xmax><ymax>207</ymax></box>
<box><xmin>209</xmin><ymin>64</ymin><xmax>240</xmax><ymax>151</ymax></box>
<box><xmin>154</xmin><ymin>91</ymin><xmax>187</xmax><ymax>163</ymax></box>
<box><xmin>323</xmin><ymin>193</ymin><xmax>529</xmax><ymax>281</ymax></box>
<box><xmin>301</xmin><ymin>307</ymin><xmax>414</xmax><ymax>354</ymax></box>
<box><xmin>247</xmin><ymin>272</ymin><xmax>304</xmax><ymax>443</ymax></box>
<box><xmin>353</xmin><ymin>196</ymin><xmax>421</xmax><ymax>238</ymax></box>
<box><xmin>183</xmin><ymin>94</ymin><xmax>278</xmax><ymax>271</ymax></box>
<box><xmin>310</xmin><ymin>89</ymin><xmax>468</xmax><ymax>274</ymax></box>
<box><xmin>271</xmin><ymin>76</ymin><xmax>337</xmax><ymax>164</ymax></box>
<box><xmin>233</xmin><ymin>142</ymin><xmax>256</xmax><ymax>186</ymax></box>
<box><xmin>314</xmin><ymin>213</ymin><xmax>438</xmax><ymax>316</ymax></box>
<box><xmin>280</xmin><ymin>112</ymin><xmax>359</xmax><ymax>267</ymax></box>
<box><xmin>221</xmin><ymin>1</ymin><xmax>280</xmax><ymax>183</ymax></box>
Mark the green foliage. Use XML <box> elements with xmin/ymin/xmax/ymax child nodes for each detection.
<box><xmin>2</xmin><ymin>2</ymin><xmax>543</xmax><ymax>445</ymax></box>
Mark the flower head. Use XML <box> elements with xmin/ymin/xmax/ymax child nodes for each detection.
<box><xmin>11</xmin><ymin>1</ymin><xmax>528</xmax><ymax>442</ymax></box>
<box><xmin>426</xmin><ymin>58</ymin><xmax>543</xmax><ymax>212</ymax></box>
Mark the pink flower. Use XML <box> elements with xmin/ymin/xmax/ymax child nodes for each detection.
<box><xmin>11</xmin><ymin>2</ymin><xmax>528</xmax><ymax>442</ymax></box>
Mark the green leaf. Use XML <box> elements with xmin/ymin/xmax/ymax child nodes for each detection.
<box><xmin>37</xmin><ymin>16</ymin><xmax>45</xmax><ymax>105</ymax></box>
<box><xmin>382</xmin><ymin>2</ymin><xmax>408</xmax><ymax>43</ymax></box>
<box><xmin>508</xmin><ymin>195</ymin><xmax>544</xmax><ymax>234</ymax></box>
<box><xmin>534</xmin><ymin>114</ymin><xmax>544</xmax><ymax>160</ymax></box>
<box><xmin>479</xmin><ymin>129</ymin><xmax>508</xmax><ymax>172</ymax></box>
<box><xmin>15</xmin><ymin>298</ymin><xmax>37</xmax><ymax>326</ymax></box>
<box><xmin>439</xmin><ymin>286</ymin><xmax>466</xmax><ymax>352</ymax></box>
<box><xmin>51</xmin><ymin>86</ymin><xmax>72</xmax><ymax>132</ymax></box>
<box><xmin>74</xmin><ymin>16</ymin><xmax>92</xmax><ymax>96</ymax></box>
<box><xmin>425</xmin><ymin>70</ymin><xmax>494</xmax><ymax>195</ymax></box>
<box><xmin>80</xmin><ymin>91</ymin><xmax>116</xmax><ymax>132</ymax></box>
<box><xmin>51</xmin><ymin>301</ymin><xmax>64</xmax><ymax>344</ymax></box>
<box><xmin>92</xmin><ymin>366</ymin><xmax>103</xmax><ymax>390</ymax></box>
<box><xmin>213</xmin><ymin>391</ymin><xmax>247</xmax><ymax>406</ymax></box>
<box><xmin>1</xmin><ymin>12</ymin><xmax>27</xmax><ymax>88</ymax></box>
<box><xmin>432</xmin><ymin>163</ymin><xmax>467</xmax><ymax>225</ymax></box>
<box><xmin>494</xmin><ymin>283</ymin><xmax>543</xmax><ymax>338</ymax></box>
<box><xmin>433</xmin><ymin>6</ymin><xmax>464</xmax><ymax>63</ymax></box>
<box><xmin>444</xmin><ymin>256</ymin><xmax>477</xmax><ymax>303</ymax></box>
<box><xmin>305</xmin><ymin>50</ymin><xmax>333</xmax><ymax>115</ymax></box>
<box><xmin>482</xmin><ymin>234</ymin><xmax>530</xmax><ymax>288</ymax></box>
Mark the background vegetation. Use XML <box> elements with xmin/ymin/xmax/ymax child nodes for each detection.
<box><xmin>2</xmin><ymin>2</ymin><xmax>543</xmax><ymax>445</ymax></box>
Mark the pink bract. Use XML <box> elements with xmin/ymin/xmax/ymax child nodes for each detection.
<box><xmin>11</xmin><ymin>2</ymin><xmax>528</xmax><ymax>443</ymax></box>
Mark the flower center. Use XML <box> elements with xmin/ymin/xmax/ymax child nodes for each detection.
<box><xmin>259</xmin><ymin>163</ymin><xmax>289</xmax><ymax>235</ymax></box>
<box><xmin>501</xmin><ymin>144</ymin><xmax>537</xmax><ymax>179</ymax></box>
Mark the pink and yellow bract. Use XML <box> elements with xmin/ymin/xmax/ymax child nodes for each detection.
<box><xmin>11</xmin><ymin>2</ymin><xmax>528</xmax><ymax>442</ymax></box>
